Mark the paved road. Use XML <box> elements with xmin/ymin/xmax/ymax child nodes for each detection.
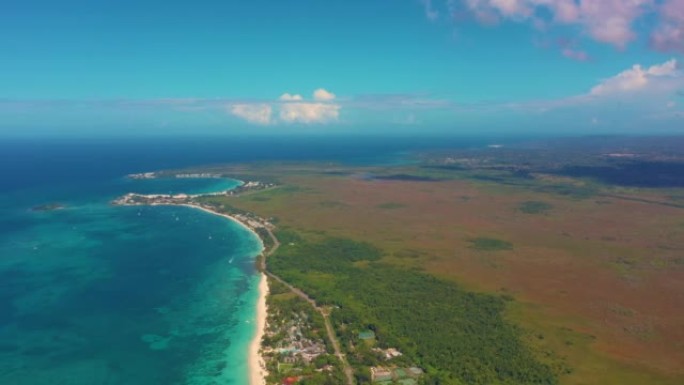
<box><xmin>261</xmin><ymin>226</ymin><xmax>355</xmax><ymax>385</ymax></box>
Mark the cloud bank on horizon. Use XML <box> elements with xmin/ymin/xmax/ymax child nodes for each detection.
<box><xmin>211</xmin><ymin>58</ymin><xmax>684</xmax><ymax>128</ymax></box>
<box><xmin>229</xmin><ymin>89</ymin><xmax>340</xmax><ymax>125</ymax></box>
<box><xmin>3</xmin><ymin>57</ymin><xmax>680</xmax><ymax>132</ymax></box>
<box><xmin>589</xmin><ymin>59</ymin><xmax>679</xmax><ymax>96</ymax></box>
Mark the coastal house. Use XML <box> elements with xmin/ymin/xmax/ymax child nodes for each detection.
<box><xmin>373</xmin><ymin>347</ymin><xmax>403</xmax><ymax>360</ymax></box>
<box><xmin>282</xmin><ymin>376</ymin><xmax>299</xmax><ymax>385</ymax></box>
<box><xmin>370</xmin><ymin>367</ymin><xmax>392</xmax><ymax>382</ymax></box>
<box><xmin>282</xmin><ymin>355</ymin><xmax>297</xmax><ymax>364</ymax></box>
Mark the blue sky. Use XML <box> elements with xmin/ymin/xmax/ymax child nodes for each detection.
<box><xmin>1</xmin><ymin>0</ymin><xmax>683</xmax><ymax>136</ymax></box>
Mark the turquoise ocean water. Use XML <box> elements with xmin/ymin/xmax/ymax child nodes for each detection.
<box><xmin>0</xmin><ymin>175</ymin><xmax>263</xmax><ymax>384</ymax></box>
<box><xmin>0</xmin><ymin>136</ymin><xmax>505</xmax><ymax>384</ymax></box>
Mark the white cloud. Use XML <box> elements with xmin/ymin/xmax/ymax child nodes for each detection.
<box><xmin>429</xmin><ymin>59</ymin><xmax>684</xmax><ymax>116</ymax></box>
<box><xmin>279</xmin><ymin>93</ymin><xmax>304</xmax><ymax>101</ymax></box>
<box><xmin>646</xmin><ymin>58</ymin><xmax>678</xmax><ymax>76</ymax></box>
<box><xmin>589</xmin><ymin>59</ymin><xmax>679</xmax><ymax>96</ymax></box>
<box><xmin>229</xmin><ymin>89</ymin><xmax>340</xmax><ymax>125</ymax></box>
<box><xmin>432</xmin><ymin>0</ymin><xmax>660</xmax><ymax>50</ymax></box>
<box><xmin>280</xmin><ymin>102</ymin><xmax>340</xmax><ymax>124</ymax></box>
<box><xmin>278</xmin><ymin>88</ymin><xmax>340</xmax><ymax>124</ymax></box>
<box><xmin>489</xmin><ymin>0</ymin><xmax>533</xmax><ymax>18</ymax></box>
<box><xmin>652</xmin><ymin>23</ymin><xmax>684</xmax><ymax>53</ymax></box>
<box><xmin>549</xmin><ymin>0</ymin><xmax>580</xmax><ymax>23</ymax></box>
<box><xmin>651</xmin><ymin>0</ymin><xmax>684</xmax><ymax>53</ymax></box>
<box><xmin>313</xmin><ymin>88</ymin><xmax>336</xmax><ymax>101</ymax></box>
<box><xmin>229</xmin><ymin>104</ymin><xmax>273</xmax><ymax>125</ymax></box>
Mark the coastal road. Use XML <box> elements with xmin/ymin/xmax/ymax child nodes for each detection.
<box><xmin>260</xmin><ymin>226</ymin><xmax>355</xmax><ymax>385</ymax></box>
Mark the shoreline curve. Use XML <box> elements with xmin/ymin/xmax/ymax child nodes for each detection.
<box><xmin>175</xmin><ymin>203</ymin><xmax>269</xmax><ymax>385</ymax></box>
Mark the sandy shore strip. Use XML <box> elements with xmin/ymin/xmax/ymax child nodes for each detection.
<box><xmin>171</xmin><ymin>203</ymin><xmax>269</xmax><ymax>385</ymax></box>
<box><xmin>250</xmin><ymin>273</ymin><xmax>269</xmax><ymax>385</ymax></box>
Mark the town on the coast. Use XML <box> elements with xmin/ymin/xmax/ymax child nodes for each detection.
<box><xmin>113</xmin><ymin>173</ymin><xmax>425</xmax><ymax>385</ymax></box>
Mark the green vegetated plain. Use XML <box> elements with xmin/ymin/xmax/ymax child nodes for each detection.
<box><xmin>269</xmin><ymin>230</ymin><xmax>558</xmax><ymax>385</ymax></box>
<box><xmin>468</xmin><ymin>237</ymin><xmax>514</xmax><ymax>251</ymax></box>
<box><xmin>199</xmin><ymin>143</ymin><xmax>684</xmax><ymax>385</ymax></box>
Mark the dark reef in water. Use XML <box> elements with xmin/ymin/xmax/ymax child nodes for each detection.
<box><xmin>30</xmin><ymin>203</ymin><xmax>65</xmax><ymax>212</ymax></box>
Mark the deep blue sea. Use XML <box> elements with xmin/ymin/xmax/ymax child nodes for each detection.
<box><xmin>0</xmin><ymin>135</ymin><xmax>511</xmax><ymax>384</ymax></box>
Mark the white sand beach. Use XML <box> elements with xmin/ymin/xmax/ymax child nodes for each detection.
<box><xmin>250</xmin><ymin>273</ymin><xmax>269</xmax><ymax>385</ymax></box>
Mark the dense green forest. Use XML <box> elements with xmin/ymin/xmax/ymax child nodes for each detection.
<box><xmin>269</xmin><ymin>230</ymin><xmax>557</xmax><ymax>385</ymax></box>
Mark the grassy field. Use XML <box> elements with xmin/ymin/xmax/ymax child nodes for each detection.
<box><xmin>201</xmin><ymin>162</ymin><xmax>684</xmax><ymax>385</ymax></box>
